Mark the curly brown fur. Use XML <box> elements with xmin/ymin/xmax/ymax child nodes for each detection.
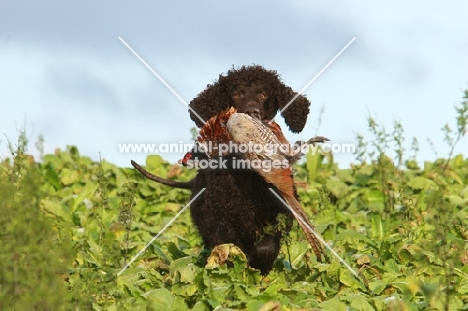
<box><xmin>189</xmin><ymin>162</ymin><xmax>295</xmax><ymax>275</ymax></box>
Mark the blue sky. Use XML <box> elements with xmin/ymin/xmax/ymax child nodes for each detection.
<box><xmin>1</xmin><ymin>1</ymin><xmax>467</xmax><ymax>167</ymax></box>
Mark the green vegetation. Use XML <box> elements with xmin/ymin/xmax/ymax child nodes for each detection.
<box><xmin>1</xmin><ymin>90</ymin><xmax>467</xmax><ymax>310</ymax></box>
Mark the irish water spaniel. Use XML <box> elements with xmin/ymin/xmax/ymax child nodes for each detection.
<box><xmin>187</xmin><ymin>65</ymin><xmax>311</xmax><ymax>275</ymax></box>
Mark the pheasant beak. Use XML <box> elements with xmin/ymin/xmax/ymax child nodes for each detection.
<box><xmin>244</xmin><ymin>108</ymin><xmax>263</xmax><ymax>120</ymax></box>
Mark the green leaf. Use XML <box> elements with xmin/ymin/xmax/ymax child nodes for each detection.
<box><xmin>115</xmin><ymin>268</ymin><xmax>146</xmax><ymax>295</ymax></box>
<box><xmin>318</xmin><ymin>296</ymin><xmax>348</xmax><ymax>311</ymax></box>
<box><xmin>146</xmin><ymin>155</ymin><xmax>168</xmax><ymax>177</ymax></box>
<box><xmin>370</xmin><ymin>214</ymin><xmax>388</xmax><ymax>240</ymax></box>
<box><xmin>151</xmin><ymin>245</ymin><xmax>172</xmax><ymax>265</ymax></box>
<box><xmin>407</xmin><ymin>177</ymin><xmax>438</xmax><ymax>190</ymax></box>
<box><xmin>60</xmin><ymin>167</ymin><xmax>81</xmax><ymax>185</ymax></box>
<box><xmin>41</xmin><ymin>199</ymin><xmax>73</xmax><ymax>224</ymax></box>
<box><xmin>354</xmin><ymin>165</ymin><xmax>374</xmax><ymax>185</ymax></box>
<box><xmin>446</xmin><ymin>195</ymin><xmax>468</xmax><ymax>207</ymax></box>
<box><xmin>326</xmin><ymin>178</ymin><xmax>350</xmax><ymax>198</ymax></box>
<box><xmin>43</xmin><ymin>168</ymin><xmax>61</xmax><ymax>190</ymax></box>
<box><xmin>368</xmin><ymin>280</ymin><xmax>388</xmax><ymax>295</ymax></box>
<box><xmin>341</xmin><ymin>294</ymin><xmax>375</xmax><ymax>311</ymax></box>
<box><xmin>306</xmin><ymin>147</ymin><xmax>323</xmax><ymax>182</ymax></box>
<box><xmin>384</xmin><ymin>258</ymin><xmax>400</xmax><ymax>275</ymax></box>
<box><xmin>460</xmin><ymin>185</ymin><xmax>468</xmax><ymax>198</ymax></box>
<box><xmin>144</xmin><ymin>288</ymin><xmax>188</xmax><ymax>310</ymax></box>
<box><xmin>335</xmin><ymin>230</ymin><xmax>375</xmax><ymax>248</ymax></box>
<box><xmin>339</xmin><ymin>270</ymin><xmax>366</xmax><ymax>291</ymax></box>
<box><xmin>167</xmin><ymin>242</ymin><xmax>188</xmax><ymax>260</ymax></box>
<box><xmin>42</xmin><ymin>154</ymin><xmax>63</xmax><ymax>168</ymax></box>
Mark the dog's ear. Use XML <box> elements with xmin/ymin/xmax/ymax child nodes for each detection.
<box><xmin>189</xmin><ymin>80</ymin><xmax>229</xmax><ymax>127</ymax></box>
<box><xmin>276</xmin><ymin>86</ymin><xmax>311</xmax><ymax>133</ymax></box>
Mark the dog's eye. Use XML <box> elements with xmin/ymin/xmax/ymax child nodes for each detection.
<box><xmin>258</xmin><ymin>94</ymin><xmax>266</xmax><ymax>99</ymax></box>
<box><xmin>233</xmin><ymin>94</ymin><xmax>240</xmax><ymax>99</ymax></box>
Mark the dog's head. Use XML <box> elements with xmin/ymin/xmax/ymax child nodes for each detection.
<box><xmin>189</xmin><ymin>65</ymin><xmax>310</xmax><ymax>133</ymax></box>
<box><xmin>228</xmin><ymin>82</ymin><xmax>269</xmax><ymax>120</ymax></box>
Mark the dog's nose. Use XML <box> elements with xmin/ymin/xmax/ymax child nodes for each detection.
<box><xmin>245</xmin><ymin>108</ymin><xmax>262</xmax><ymax>120</ymax></box>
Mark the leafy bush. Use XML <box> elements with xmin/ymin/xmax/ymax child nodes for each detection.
<box><xmin>0</xmin><ymin>131</ymin><xmax>70</xmax><ymax>310</ymax></box>
<box><xmin>1</xmin><ymin>90</ymin><xmax>467</xmax><ymax>310</ymax></box>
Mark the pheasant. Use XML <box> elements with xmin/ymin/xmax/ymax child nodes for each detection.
<box><xmin>182</xmin><ymin>107</ymin><xmax>328</xmax><ymax>166</ymax></box>
<box><xmin>195</xmin><ymin>107</ymin><xmax>327</xmax><ymax>262</ymax></box>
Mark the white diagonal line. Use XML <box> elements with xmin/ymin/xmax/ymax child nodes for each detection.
<box><xmin>268</xmin><ymin>188</ymin><xmax>358</xmax><ymax>278</ymax></box>
<box><xmin>270</xmin><ymin>37</ymin><xmax>356</xmax><ymax>124</ymax></box>
<box><xmin>117</xmin><ymin>188</ymin><xmax>206</xmax><ymax>276</ymax></box>
<box><xmin>118</xmin><ymin>36</ymin><xmax>206</xmax><ymax>125</ymax></box>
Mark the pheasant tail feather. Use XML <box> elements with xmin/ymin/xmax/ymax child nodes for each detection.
<box><xmin>284</xmin><ymin>196</ymin><xmax>324</xmax><ymax>262</ymax></box>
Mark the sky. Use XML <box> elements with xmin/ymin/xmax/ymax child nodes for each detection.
<box><xmin>1</xmin><ymin>1</ymin><xmax>467</xmax><ymax>168</ymax></box>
